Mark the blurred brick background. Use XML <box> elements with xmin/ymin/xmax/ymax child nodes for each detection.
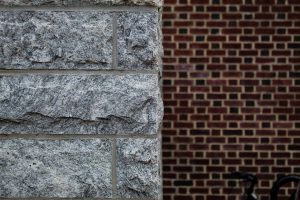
<box><xmin>161</xmin><ymin>0</ymin><xmax>300</xmax><ymax>200</ymax></box>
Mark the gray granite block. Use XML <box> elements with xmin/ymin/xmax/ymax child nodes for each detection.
<box><xmin>117</xmin><ymin>138</ymin><xmax>160</xmax><ymax>198</ymax></box>
<box><xmin>0</xmin><ymin>74</ymin><xmax>163</xmax><ymax>135</ymax></box>
<box><xmin>0</xmin><ymin>11</ymin><xmax>112</xmax><ymax>69</ymax></box>
<box><xmin>117</xmin><ymin>11</ymin><xmax>161</xmax><ymax>70</ymax></box>
<box><xmin>0</xmin><ymin>139</ymin><xmax>112</xmax><ymax>198</ymax></box>
<box><xmin>0</xmin><ymin>0</ymin><xmax>162</xmax><ymax>6</ymax></box>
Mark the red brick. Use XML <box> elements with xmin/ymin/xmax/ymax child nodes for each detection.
<box><xmin>255</xmin><ymin>0</ymin><xmax>275</xmax><ymax>4</ymax></box>
<box><xmin>190</xmin><ymin>0</ymin><xmax>209</xmax><ymax>4</ymax></box>
<box><xmin>223</xmin><ymin>0</ymin><xmax>242</xmax><ymax>3</ymax></box>
<box><xmin>174</xmin><ymin>6</ymin><xmax>193</xmax><ymax>12</ymax></box>
<box><xmin>190</xmin><ymin>13</ymin><xmax>209</xmax><ymax>19</ymax></box>
<box><xmin>255</xmin><ymin>13</ymin><xmax>275</xmax><ymax>19</ymax></box>
<box><xmin>223</xmin><ymin>13</ymin><xmax>242</xmax><ymax>19</ymax></box>
<box><xmin>240</xmin><ymin>5</ymin><xmax>259</xmax><ymax>12</ymax></box>
<box><xmin>272</xmin><ymin>6</ymin><xmax>292</xmax><ymax>12</ymax></box>
<box><xmin>206</xmin><ymin>6</ymin><xmax>226</xmax><ymax>12</ymax></box>
<box><xmin>207</xmin><ymin>21</ymin><xmax>226</xmax><ymax>27</ymax></box>
<box><xmin>272</xmin><ymin>21</ymin><xmax>293</xmax><ymax>27</ymax></box>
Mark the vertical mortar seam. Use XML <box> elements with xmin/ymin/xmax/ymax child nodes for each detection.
<box><xmin>157</xmin><ymin>6</ymin><xmax>163</xmax><ymax>200</ymax></box>
<box><xmin>112</xmin><ymin>12</ymin><xmax>118</xmax><ymax>70</ymax></box>
<box><xmin>112</xmin><ymin>138</ymin><xmax>117</xmax><ymax>199</ymax></box>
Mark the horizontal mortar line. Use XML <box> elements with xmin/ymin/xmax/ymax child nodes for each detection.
<box><xmin>0</xmin><ymin>199</ymin><xmax>114</xmax><ymax>200</ymax></box>
<box><xmin>0</xmin><ymin>69</ymin><xmax>159</xmax><ymax>75</ymax></box>
<box><xmin>0</xmin><ymin>5</ymin><xmax>158</xmax><ymax>12</ymax></box>
<box><xmin>0</xmin><ymin>134</ymin><xmax>158</xmax><ymax>140</ymax></box>
<box><xmin>0</xmin><ymin>198</ymin><xmax>156</xmax><ymax>200</ymax></box>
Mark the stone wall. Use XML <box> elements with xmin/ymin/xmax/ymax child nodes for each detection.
<box><xmin>0</xmin><ymin>1</ymin><xmax>163</xmax><ymax>199</ymax></box>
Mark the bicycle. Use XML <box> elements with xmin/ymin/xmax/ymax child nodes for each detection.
<box><xmin>229</xmin><ymin>171</ymin><xmax>300</xmax><ymax>200</ymax></box>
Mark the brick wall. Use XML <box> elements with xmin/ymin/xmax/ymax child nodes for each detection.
<box><xmin>0</xmin><ymin>1</ymin><xmax>163</xmax><ymax>199</ymax></box>
<box><xmin>162</xmin><ymin>1</ymin><xmax>300</xmax><ymax>200</ymax></box>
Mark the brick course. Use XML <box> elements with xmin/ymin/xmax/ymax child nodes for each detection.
<box><xmin>162</xmin><ymin>0</ymin><xmax>300</xmax><ymax>200</ymax></box>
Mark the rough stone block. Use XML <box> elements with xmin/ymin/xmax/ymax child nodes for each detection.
<box><xmin>0</xmin><ymin>0</ymin><xmax>162</xmax><ymax>7</ymax></box>
<box><xmin>117</xmin><ymin>11</ymin><xmax>161</xmax><ymax>70</ymax></box>
<box><xmin>0</xmin><ymin>139</ymin><xmax>112</xmax><ymax>198</ymax></box>
<box><xmin>0</xmin><ymin>74</ymin><xmax>163</xmax><ymax>134</ymax></box>
<box><xmin>0</xmin><ymin>11</ymin><xmax>112</xmax><ymax>69</ymax></box>
<box><xmin>117</xmin><ymin>138</ymin><xmax>160</xmax><ymax>198</ymax></box>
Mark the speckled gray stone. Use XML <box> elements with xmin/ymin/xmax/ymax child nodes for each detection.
<box><xmin>0</xmin><ymin>0</ymin><xmax>162</xmax><ymax>6</ymax></box>
<box><xmin>0</xmin><ymin>139</ymin><xmax>112</xmax><ymax>198</ymax></box>
<box><xmin>0</xmin><ymin>11</ymin><xmax>112</xmax><ymax>69</ymax></box>
<box><xmin>0</xmin><ymin>74</ymin><xmax>163</xmax><ymax>134</ymax></box>
<box><xmin>117</xmin><ymin>11</ymin><xmax>161</xmax><ymax>70</ymax></box>
<box><xmin>115</xmin><ymin>0</ymin><xmax>162</xmax><ymax>6</ymax></box>
<box><xmin>117</xmin><ymin>138</ymin><xmax>160</xmax><ymax>198</ymax></box>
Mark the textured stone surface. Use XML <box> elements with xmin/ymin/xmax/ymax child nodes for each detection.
<box><xmin>0</xmin><ymin>0</ymin><xmax>162</xmax><ymax>6</ymax></box>
<box><xmin>0</xmin><ymin>74</ymin><xmax>163</xmax><ymax>134</ymax></box>
<box><xmin>117</xmin><ymin>138</ymin><xmax>160</xmax><ymax>198</ymax></box>
<box><xmin>0</xmin><ymin>139</ymin><xmax>112</xmax><ymax>198</ymax></box>
<box><xmin>117</xmin><ymin>11</ymin><xmax>161</xmax><ymax>70</ymax></box>
<box><xmin>0</xmin><ymin>11</ymin><xmax>112</xmax><ymax>69</ymax></box>
<box><xmin>115</xmin><ymin>0</ymin><xmax>162</xmax><ymax>6</ymax></box>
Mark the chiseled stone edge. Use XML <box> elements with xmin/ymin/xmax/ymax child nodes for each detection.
<box><xmin>0</xmin><ymin>0</ymin><xmax>163</xmax><ymax>7</ymax></box>
<box><xmin>117</xmin><ymin>138</ymin><xmax>160</xmax><ymax>198</ymax></box>
<box><xmin>0</xmin><ymin>139</ymin><xmax>112</xmax><ymax>198</ymax></box>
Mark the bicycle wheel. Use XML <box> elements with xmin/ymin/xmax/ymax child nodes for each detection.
<box><xmin>270</xmin><ymin>175</ymin><xmax>300</xmax><ymax>200</ymax></box>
